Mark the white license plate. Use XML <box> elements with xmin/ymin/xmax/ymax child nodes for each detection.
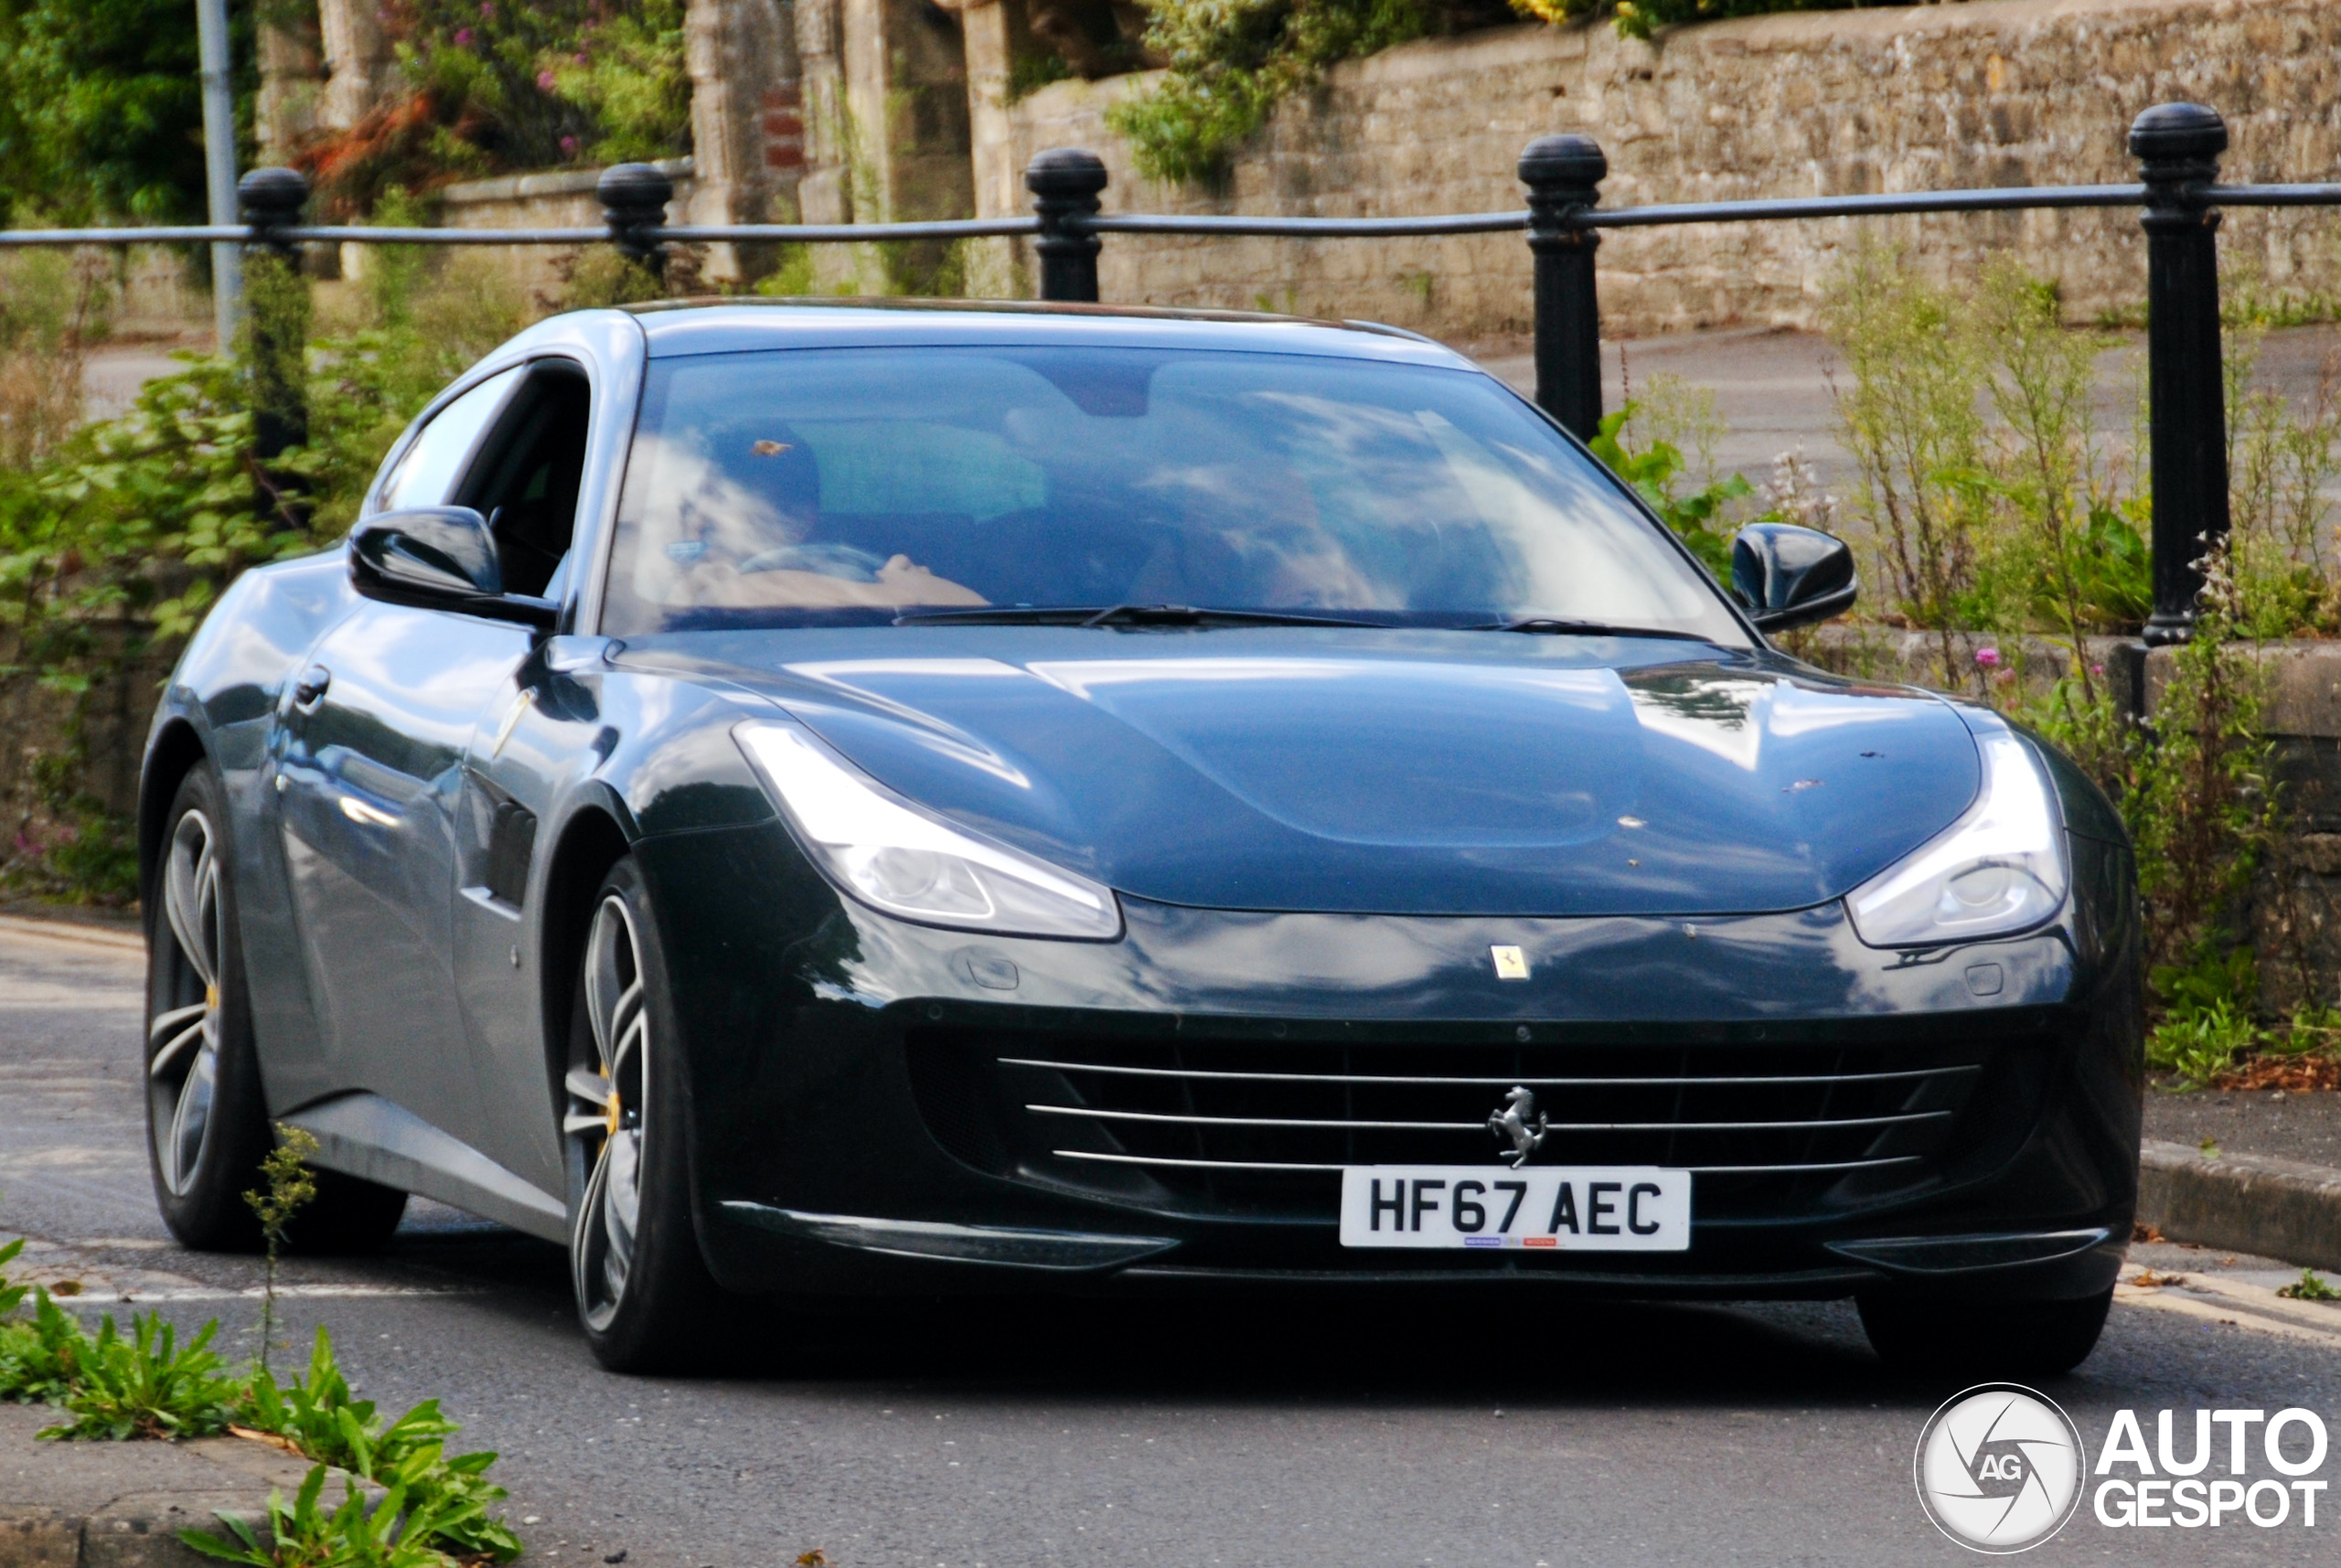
<box><xmin>1338</xmin><ymin>1166</ymin><xmax>1691</xmax><ymax>1251</ymax></box>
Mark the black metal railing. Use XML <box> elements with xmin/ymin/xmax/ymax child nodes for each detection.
<box><xmin>4</xmin><ymin>101</ymin><xmax>2326</xmax><ymax>642</ymax></box>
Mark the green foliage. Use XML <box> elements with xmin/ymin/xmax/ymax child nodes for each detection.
<box><xmin>2277</xmin><ymin>1269</ymin><xmax>2339</xmax><ymax>1302</ymax></box>
<box><xmin>39</xmin><ymin>1309</ymin><xmax>241</xmax><ymax>1441</ymax></box>
<box><xmin>0</xmin><ymin>1290</ymin><xmax>91</xmax><ymax>1404</ymax></box>
<box><xmin>1108</xmin><ymin>0</ymin><xmax>1467</xmax><ymax>183</ymax></box>
<box><xmin>2145</xmin><ymin>1000</ymin><xmax>2260</xmax><ymax>1087</ymax></box>
<box><xmin>543</xmin><ymin>0</ymin><xmax>693</xmax><ymax>165</ymax></box>
<box><xmin>0</xmin><ymin>0</ymin><xmax>252</xmax><ymax>224</ymax></box>
<box><xmin>1007</xmin><ymin>50</ymin><xmax>1077</xmax><ymax>101</ymax></box>
<box><xmin>241</xmin><ymin>1328</ymin><xmax>521</xmax><ymax>1563</ymax></box>
<box><xmin>182</xmin><ymin>1464</ymin><xmax>465</xmax><ymax>1568</ymax></box>
<box><xmin>310</xmin><ymin>0</ymin><xmax>689</xmax><ymax>212</ymax></box>
<box><xmin>1586</xmin><ymin>402</ymin><xmax>1748</xmax><ymax>578</ymax></box>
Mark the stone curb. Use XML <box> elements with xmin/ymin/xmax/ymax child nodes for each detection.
<box><xmin>2138</xmin><ymin>1137</ymin><xmax>2341</xmax><ymax>1274</ymax></box>
<box><xmin>0</xmin><ymin>1409</ymin><xmax>377</xmax><ymax>1568</ymax></box>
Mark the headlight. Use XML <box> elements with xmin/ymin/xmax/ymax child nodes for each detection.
<box><xmin>1844</xmin><ymin>730</ymin><xmax>2068</xmax><ymax>948</ymax></box>
<box><xmin>733</xmin><ymin>720</ymin><xmax>1122</xmax><ymax>940</ymax></box>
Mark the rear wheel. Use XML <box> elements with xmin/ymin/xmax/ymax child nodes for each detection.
<box><xmin>562</xmin><ymin>859</ymin><xmax>725</xmax><ymax>1371</ymax></box>
<box><xmin>146</xmin><ymin>765</ymin><xmax>408</xmax><ymax>1253</ymax></box>
<box><xmin>146</xmin><ymin>772</ymin><xmax>271</xmax><ymax>1249</ymax></box>
<box><xmin>1858</xmin><ymin>1287</ymin><xmax>2113</xmax><ymax>1381</ymax></box>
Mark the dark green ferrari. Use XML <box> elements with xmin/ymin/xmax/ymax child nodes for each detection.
<box><xmin>138</xmin><ymin>301</ymin><xmax>2142</xmax><ymax>1374</ymax></box>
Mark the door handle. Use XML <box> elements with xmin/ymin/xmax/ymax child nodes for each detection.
<box><xmin>293</xmin><ymin>666</ymin><xmax>331</xmax><ymax>710</ymax></box>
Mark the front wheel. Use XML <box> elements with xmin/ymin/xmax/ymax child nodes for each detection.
<box><xmin>562</xmin><ymin>859</ymin><xmax>726</xmax><ymax>1371</ymax></box>
<box><xmin>1858</xmin><ymin>1287</ymin><xmax>2113</xmax><ymax>1381</ymax></box>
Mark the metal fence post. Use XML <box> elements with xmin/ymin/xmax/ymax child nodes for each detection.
<box><xmin>2132</xmin><ymin>102</ymin><xmax>2231</xmax><ymax>645</ymax></box>
<box><xmin>1519</xmin><ymin>134</ymin><xmax>1607</xmax><ymax>442</ymax></box>
<box><xmin>598</xmin><ymin>164</ymin><xmax>674</xmax><ymax>281</ymax></box>
<box><xmin>1026</xmin><ymin>149</ymin><xmax>1107</xmax><ymax>304</ymax></box>
<box><xmin>237</xmin><ymin>167</ymin><xmax>311</xmax><ymax>463</ymax></box>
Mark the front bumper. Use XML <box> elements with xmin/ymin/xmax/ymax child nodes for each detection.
<box><xmin>636</xmin><ymin>825</ymin><xmax>2143</xmax><ymax>1305</ymax></box>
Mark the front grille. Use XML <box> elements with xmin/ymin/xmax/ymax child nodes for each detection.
<box><xmin>909</xmin><ymin>1023</ymin><xmax>2046</xmax><ymax>1221</ymax></box>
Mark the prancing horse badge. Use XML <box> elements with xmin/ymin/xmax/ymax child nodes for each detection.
<box><xmin>1491</xmin><ymin>944</ymin><xmax>1530</xmax><ymax>980</ymax></box>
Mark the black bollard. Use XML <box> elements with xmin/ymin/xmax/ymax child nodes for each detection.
<box><xmin>236</xmin><ymin>167</ymin><xmax>312</xmax><ymax>464</ymax></box>
<box><xmin>1519</xmin><ymin>134</ymin><xmax>1607</xmax><ymax>443</ymax></box>
<box><xmin>598</xmin><ymin>164</ymin><xmax>675</xmax><ymax>282</ymax></box>
<box><xmin>2132</xmin><ymin>103</ymin><xmax>2231</xmax><ymax>645</ymax></box>
<box><xmin>1026</xmin><ymin>149</ymin><xmax>1108</xmax><ymax>304</ymax></box>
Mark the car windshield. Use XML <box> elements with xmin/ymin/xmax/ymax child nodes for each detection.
<box><xmin>599</xmin><ymin>344</ymin><xmax>1748</xmax><ymax>643</ymax></box>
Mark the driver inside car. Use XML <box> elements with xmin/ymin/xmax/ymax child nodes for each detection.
<box><xmin>625</xmin><ymin>424</ymin><xmax>988</xmax><ymax>611</ymax></box>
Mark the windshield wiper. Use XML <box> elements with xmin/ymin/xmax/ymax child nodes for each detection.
<box><xmin>894</xmin><ymin>604</ymin><xmax>1383</xmax><ymax>629</ymax></box>
<box><xmin>1480</xmin><ymin>617</ymin><xmax>1710</xmax><ymax>640</ymax></box>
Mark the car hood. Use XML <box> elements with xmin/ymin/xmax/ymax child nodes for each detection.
<box><xmin>620</xmin><ymin>630</ymin><xmax>1982</xmax><ymax>917</ymax></box>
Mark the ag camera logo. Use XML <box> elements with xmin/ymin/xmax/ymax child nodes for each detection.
<box><xmin>1914</xmin><ymin>1384</ymin><xmax>2087</xmax><ymax>1553</ymax></box>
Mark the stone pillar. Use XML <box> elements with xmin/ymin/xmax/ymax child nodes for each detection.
<box><xmin>796</xmin><ymin>0</ymin><xmax>975</xmax><ymax>288</ymax></box>
<box><xmin>956</xmin><ymin>0</ymin><xmax>1028</xmax><ymax>295</ymax></box>
<box><xmin>256</xmin><ymin>2</ymin><xmax>327</xmax><ymax>163</ymax></box>
<box><xmin>316</xmin><ymin>0</ymin><xmax>397</xmax><ymax>133</ymax></box>
<box><xmin>794</xmin><ymin>0</ymin><xmax>853</xmax><ymax>227</ymax></box>
<box><xmin>685</xmin><ymin>0</ymin><xmax>805</xmax><ymax>283</ymax></box>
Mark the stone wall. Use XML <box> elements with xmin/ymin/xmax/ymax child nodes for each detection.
<box><xmin>984</xmin><ymin>0</ymin><xmax>2341</xmax><ymax>342</ymax></box>
<box><xmin>371</xmin><ymin>161</ymin><xmax>700</xmax><ymax>302</ymax></box>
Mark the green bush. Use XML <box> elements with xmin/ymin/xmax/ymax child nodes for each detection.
<box><xmin>0</xmin><ymin>0</ymin><xmax>253</xmax><ymax>224</ymax></box>
<box><xmin>1109</xmin><ymin>0</ymin><xmax>1493</xmax><ymax>184</ymax></box>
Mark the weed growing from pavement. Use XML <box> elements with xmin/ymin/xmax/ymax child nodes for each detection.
<box><xmin>0</xmin><ymin>1237</ymin><xmax>523</xmax><ymax>1564</ymax></box>
<box><xmin>2278</xmin><ymin>1268</ymin><xmax>2340</xmax><ymax>1301</ymax></box>
<box><xmin>183</xmin><ymin>1460</ymin><xmax>470</xmax><ymax>1568</ymax></box>
<box><xmin>246</xmin><ymin>1125</ymin><xmax>320</xmax><ymax>1377</ymax></box>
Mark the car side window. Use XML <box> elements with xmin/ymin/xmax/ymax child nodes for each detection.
<box><xmin>377</xmin><ymin>367</ymin><xmax>525</xmax><ymax>514</ymax></box>
<box><xmin>454</xmin><ymin>361</ymin><xmax>593</xmax><ymax>600</ymax></box>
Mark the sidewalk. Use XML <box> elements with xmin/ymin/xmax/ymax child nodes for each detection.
<box><xmin>0</xmin><ymin>1403</ymin><xmax>357</xmax><ymax>1568</ymax></box>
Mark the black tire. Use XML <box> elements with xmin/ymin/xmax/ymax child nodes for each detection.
<box><xmin>561</xmin><ymin>858</ymin><xmax>727</xmax><ymax>1371</ymax></box>
<box><xmin>283</xmin><ymin>1168</ymin><xmax>410</xmax><ymax>1253</ymax></box>
<box><xmin>1858</xmin><ymin>1287</ymin><xmax>2113</xmax><ymax>1381</ymax></box>
<box><xmin>145</xmin><ymin>767</ymin><xmax>272</xmax><ymax>1250</ymax></box>
<box><xmin>149</xmin><ymin>766</ymin><xmax>413</xmax><ymax>1253</ymax></box>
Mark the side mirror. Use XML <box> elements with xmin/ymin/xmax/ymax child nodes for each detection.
<box><xmin>1730</xmin><ymin>522</ymin><xmax>1857</xmax><ymax>632</ymax></box>
<box><xmin>349</xmin><ymin>507</ymin><xmax>556</xmax><ymax>631</ymax></box>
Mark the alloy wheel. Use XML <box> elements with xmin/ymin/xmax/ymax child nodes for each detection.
<box><xmin>564</xmin><ymin>894</ymin><xmax>650</xmax><ymax>1333</ymax></box>
<box><xmin>149</xmin><ymin>809</ymin><xmax>224</xmax><ymax>1195</ymax></box>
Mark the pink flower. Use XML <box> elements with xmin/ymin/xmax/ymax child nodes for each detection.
<box><xmin>538</xmin><ymin>69</ymin><xmax>558</xmax><ymax>91</ymax></box>
<box><xmin>574</xmin><ymin>51</ymin><xmax>589</xmax><ymax>63</ymax></box>
<box><xmin>2090</xmin><ymin>663</ymin><xmax>2105</xmax><ymax>677</ymax></box>
<box><xmin>560</xmin><ymin>134</ymin><xmax>579</xmax><ymax>154</ymax></box>
<box><xmin>453</xmin><ymin>27</ymin><xmax>473</xmax><ymax>44</ymax></box>
<box><xmin>1974</xmin><ymin>646</ymin><xmax>2001</xmax><ymax>668</ymax></box>
<box><xmin>478</xmin><ymin>2</ymin><xmax>495</xmax><ymax>15</ymax></box>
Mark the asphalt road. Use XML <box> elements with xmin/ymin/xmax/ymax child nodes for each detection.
<box><xmin>2</xmin><ymin>915</ymin><xmax>2338</xmax><ymax>1567</ymax></box>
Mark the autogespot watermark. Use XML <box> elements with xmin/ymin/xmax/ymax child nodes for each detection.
<box><xmin>1912</xmin><ymin>1390</ymin><xmax>2334</xmax><ymax>1552</ymax></box>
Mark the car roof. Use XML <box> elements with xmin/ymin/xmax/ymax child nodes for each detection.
<box><xmin>615</xmin><ymin>297</ymin><xmax>1477</xmax><ymax>369</ymax></box>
